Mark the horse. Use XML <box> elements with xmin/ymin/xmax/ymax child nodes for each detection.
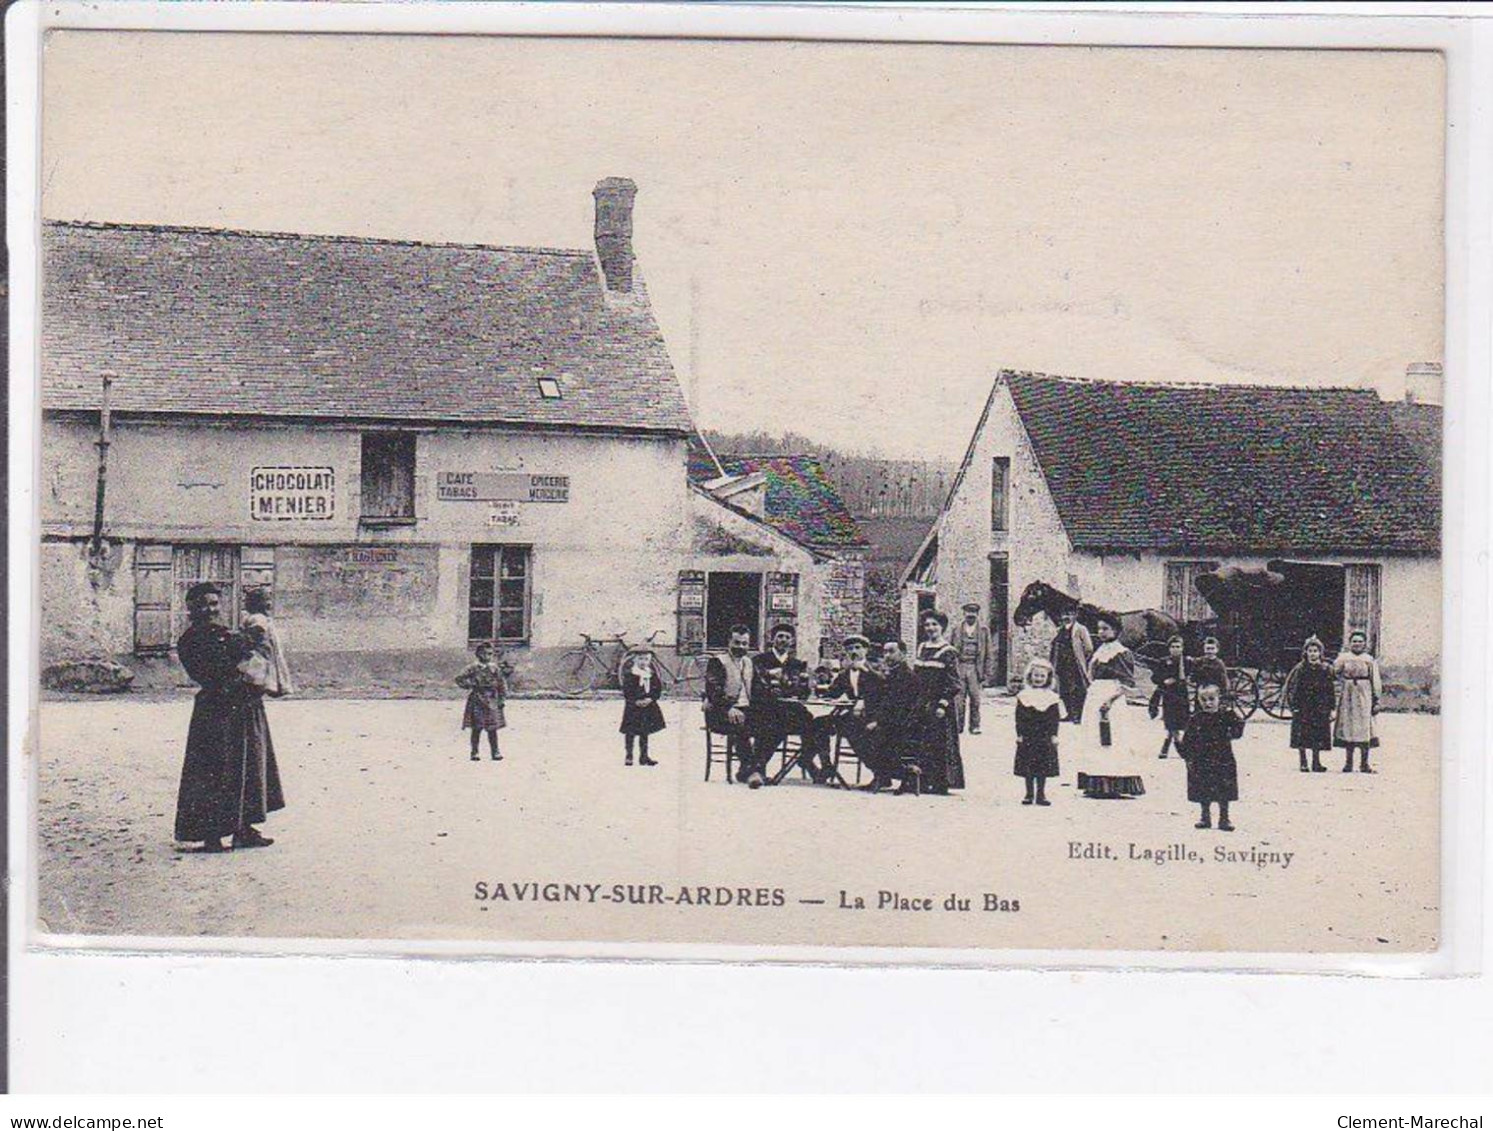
<box><xmin>1011</xmin><ymin>580</ymin><xmax>1182</xmax><ymax>668</ymax></box>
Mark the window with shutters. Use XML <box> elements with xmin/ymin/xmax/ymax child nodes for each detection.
<box><xmin>468</xmin><ymin>545</ymin><xmax>532</xmax><ymax>644</ymax></box>
<box><xmin>1163</xmin><ymin>560</ymin><xmax>1220</xmax><ymax>623</ymax></box>
<box><xmin>136</xmin><ymin>543</ymin><xmax>270</xmax><ymax>654</ymax></box>
<box><xmin>360</xmin><ymin>432</ymin><xmax>417</xmax><ymax>522</ymax></box>
<box><xmin>1344</xmin><ymin>563</ymin><xmax>1383</xmax><ymax>653</ymax></box>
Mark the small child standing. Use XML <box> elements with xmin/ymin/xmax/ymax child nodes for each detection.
<box><xmin>1285</xmin><ymin>635</ymin><xmax>1334</xmax><ymax>773</ymax></box>
<box><xmin>456</xmin><ymin>643</ymin><xmax>507</xmax><ymax>762</ymax></box>
<box><xmin>619</xmin><ymin>648</ymin><xmax>666</xmax><ymax>767</ymax></box>
<box><xmin>1147</xmin><ymin>635</ymin><xmax>1189</xmax><ymax>758</ymax></box>
<box><xmin>1192</xmin><ymin>636</ymin><xmax>1229</xmax><ymax>706</ymax></box>
<box><xmin>1178</xmin><ymin>682</ymin><xmax>1243</xmax><ymax>832</ymax></box>
<box><xmin>1013</xmin><ymin>658</ymin><xmax>1062</xmax><ymax>806</ymax></box>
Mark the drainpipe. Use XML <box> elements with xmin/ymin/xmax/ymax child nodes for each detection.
<box><xmin>90</xmin><ymin>373</ymin><xmax>112</xmax><ymax>557</ymax></box>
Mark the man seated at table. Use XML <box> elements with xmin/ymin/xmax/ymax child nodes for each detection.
<box><xmin>703</xmin><ymin>624</ymin><xmax>759</xmax><ymax>783</ymax></box>
<box><xmin>747</xmin><ymin>623</ymin><xmax>825</xmax><ymax>788</ymax></box>
<box><xmin>874</xmin><ymin>639</ymin><xmax>922</xmax><ymax>793</ymax></box>
<box><xmin>811</xmin><ymin>634</ymin><xmax>894</xmax><ymax>789</ymax></box>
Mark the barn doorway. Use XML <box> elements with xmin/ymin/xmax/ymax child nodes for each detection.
<box><xmin>706</xmin><ymin>571</ymin><xmax>762</xmax><ymax>649</ymax></box>
<box><xmin>1266</xmin><ymin>560</ymin><xmax>1349</xmax><ymax>660</ymax></box>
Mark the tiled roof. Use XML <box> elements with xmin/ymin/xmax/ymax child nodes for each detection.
<box><xmin>1003</xmin><ymin>371</ymin><xmax>1440</xmax><ymax>555</ymax></box>
<box><xmin>1386</xmin><ymin>401</ymin><xmax>1443</xmax><ymax>487</ymax></box>
<box><xmin>42</xmin><ymin>220</ymin><xmax>695</xmax><ymax>434</ymax></box>
<box><xmin>716</xmin><ymin>455</ymin><xmax>869</xmax><ymax>553</ymax></box>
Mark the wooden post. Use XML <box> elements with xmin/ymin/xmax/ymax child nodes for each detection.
<box><xmin>91</xmin><ymin>373</ymin><xmax>113</xmax><ymax>555</ymax></box>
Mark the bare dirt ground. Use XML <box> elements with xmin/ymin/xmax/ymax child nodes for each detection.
<box><xmin>32</xmin><ymin>695</ymin><xmax>1439</xmax><ymax>953</ymax></box>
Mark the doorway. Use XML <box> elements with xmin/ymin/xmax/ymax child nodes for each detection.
<box><xmin>706</xmin><ymin>572</ymin><xmax>763</xmax><ymax>649</ymax></box>
<box><xmin>1265</xmin><ymin>560</ymin><xmax>1350</xmax><ymax>662</ymax></box>
<box><xmin>989</xmin><ymin>556</ymin><xmax>1010</xmax><ymax>685</ymax></box>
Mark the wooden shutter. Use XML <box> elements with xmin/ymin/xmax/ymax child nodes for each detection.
<box><xmin>1345</xmin><ymin>563</ymin><xmax>1382</xmax><ymax>653</ymax></box>
<box><xmin>240</xmin><ymin>546</ymin><xmax>276</xmax><ymax>615</ymax></box>
<box><xmin>134</xmin><ymin>544</ymin><xmax>175</xmax><ymax>655</ymax></box>
<box><xmin>413</xmin><ymin>474</ymin><xmax>430</xmax><ymax>520</ymax></box>
<box><xmin>1164</xmin><ymin>561</ymin><xmax>1218</xmax><ymax>623</ymax></box>
<box><xmin>677</xmin><ymin>570</ymin><xmax>706</xmax><ymax>655</ymax></box>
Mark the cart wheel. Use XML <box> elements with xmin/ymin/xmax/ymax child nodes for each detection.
<box><xmin>1230</xmin><ymin>669</ymin><xmax>1259</xmax><ymax>720</ymax></box>
<box><xmin>1258</xmin><ymin>667</ymin><xmax>1292</xmax><ymax>720</ymax></box>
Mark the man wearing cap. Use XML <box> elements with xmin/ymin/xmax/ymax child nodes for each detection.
<box><xmin>173</xmin><ymin>582</ymin><xmax>285</xmax><ymax>852</ymax></box>
<box><xmin>949</xmin><ymin>602</ymin><xmax>994</xmax><ymax>734</ymax></box>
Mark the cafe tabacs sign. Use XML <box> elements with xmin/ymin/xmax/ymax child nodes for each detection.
<box><xmin>251</xmin><ymin>466</ymin><xmax>336</xmax><ymax>521</ymax></box>
<box><xmin>437</xmin><ymin>471</ymin><xmax>571</xmax><ymax>504</ymax></box>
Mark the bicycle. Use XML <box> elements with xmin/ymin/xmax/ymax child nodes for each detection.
<box><xmin>624</xmin><ymin>630</ymin><xmax>711</xmax><ymax>699</ymax></box>
<box><xmin>561</xmin><ymin>632</ymin><xmax>631</xmax><ymax>695</ymax></box>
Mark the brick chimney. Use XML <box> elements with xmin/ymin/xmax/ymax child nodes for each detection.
<box><xmin>593</xmin><ymin>176</ymin><xmax>637</xmax><ymax>294</ymax></box>
<box><xmin>1404</xmin><ymin>361</ymin><xmax>1443</xmax><ymax>406</ymax></box>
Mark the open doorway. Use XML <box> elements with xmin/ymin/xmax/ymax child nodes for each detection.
<box><xmin>706</xmin><ymin>572</ymin><xmax>762</xmax><ymax>649</ymax></box>
<box><xmin>1265</xmin><ymin>560</ymin><xmax>1349</xmax><ymax>661</ymax></box>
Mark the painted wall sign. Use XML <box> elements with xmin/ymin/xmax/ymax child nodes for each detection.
<box><xmin>250</xmin><ymin>467</ymin><xmax>335</xmax><ymax>521</ymax></box>
<box><xmin>486</xmin><ymin>501</ymin><xmax>522</xmax><ymax>529</ymax></box>
<box><xmin>437</xmin><ymin>471</ymin><xmax>570</xmax><ymax>503</ymax></box>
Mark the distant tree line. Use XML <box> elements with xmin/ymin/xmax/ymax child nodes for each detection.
<box><xmin>703</xmin><ymin>431</ymin><xmax>954</xmax><ymax>520</ymax></box>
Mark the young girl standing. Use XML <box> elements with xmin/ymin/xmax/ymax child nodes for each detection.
<box><xmin>1178</xmin><ymin>683</ymin><xmax>1244</xmax><ymax>831</ymax></box>
<box><xmin>1147</xmin><ymin>635</ymin><xmax>1189</xmax><ymax>758</ymax></box>
<box><xmin>1334</xmin><ymin>630</ymin><xmax>1382</xmax><ymax>773</ymax></box>
<box><xmin>1285</xmin><ymin>635</ymin><xmax>1334</xmax><ymax>773</ymax></box>
<box><xmin>620</xmin><ymin>648</ymin><xmax>666</xmax><ymax>767</ymax></box>
<box><xmin>1013</xmin><ymin>658</ymin><xmax>1062</xmax><ymax>806</ymax></box>
<box><xmin>456</xmin><ymin>643</ymin><xmax>507</xmax><ymax>762</ymax></box>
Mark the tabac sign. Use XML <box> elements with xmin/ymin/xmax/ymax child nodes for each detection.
<box><xmin>437</xmin><ymin>471</ymin><xmax>570</xmax><ymax>504</ymax></box>
<box><xmin>250</xmin><ymin>467</ymin><xmax>336</xmax><ymax>521</ymax></box>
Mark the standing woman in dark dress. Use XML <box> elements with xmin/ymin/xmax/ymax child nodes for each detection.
<box><xmin>1284</xmin><ymin>635</ymin><xmax>1334</xmax><ymax>773</ymax></box>
<box><xmin>173</xmin><ymin>582</ymin><xmax>284</xmax><ymax>852</ymax></box>
<box><xmin>619</xmin><ymin>648</ymin><xmax>666</xmax><ymax>767</ymax></box>
<box><xmin>913</xmin><ymin>611</ymin><xmax>965</xmax><ymax>795</ymax></box>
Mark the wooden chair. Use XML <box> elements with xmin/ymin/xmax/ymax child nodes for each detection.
<box><xmin>703</xmin><ymin>727</ymin><xmax>739</xmax><ymax>783</ymax></box>
<box><xmin>830</xmin><ymin>730</ymin><xmax>865</xmax><ymax>786</ymax></box>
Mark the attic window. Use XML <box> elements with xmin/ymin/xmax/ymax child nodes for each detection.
<box><xmin>537</xmin><ymin>377</ymin><xmax>563</xmax><ymax>400</ymax></box>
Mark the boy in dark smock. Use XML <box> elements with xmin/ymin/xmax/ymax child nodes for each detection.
<box><xmin>1177</xmin><ymin>683</ymin><xmax>1242</xmax><ymax>832</ymax></box>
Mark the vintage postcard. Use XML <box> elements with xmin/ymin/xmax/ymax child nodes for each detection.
<box><xmin>26</xmin><ymin>26</ymin><xmax>1452</xmax><ymax>961</ymax></box>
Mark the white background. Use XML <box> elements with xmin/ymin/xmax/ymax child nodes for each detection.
<box><xmin>8</xmin><ymin>1</ymin><xmax>1492</xmax><ymax>1093</ymax></box>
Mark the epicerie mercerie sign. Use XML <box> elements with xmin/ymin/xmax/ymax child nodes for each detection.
<box><xmin>250</xmin><ymin>466</ymin><xmax>336</xmax><ymax>521</ymax></box>
<box><xmin>437</xmin><ymin>471</ymin><xmax>570</xmax><ymax>503</ymax></box>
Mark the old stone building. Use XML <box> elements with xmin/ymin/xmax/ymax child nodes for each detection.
<box><xmin>904</xmin><ymin>370</ymin><xmax>1442</xmax><ymax>693</ymax></box>
<box><xmin>39</xmin><ymin>179</ymin><xmax>865</xmax><ymax>690</ymax></box>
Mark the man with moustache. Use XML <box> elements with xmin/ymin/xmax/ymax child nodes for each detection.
<box><xmin>812</xmin><ymin>634</ymin><xmax>886</xmax><ymax>788</ymax></box>
<box><xmin>703</xmin><ymin>623</ymin><xmax>759</xmax><ymax>785</ymax></box>
<box><xmin>748</xmin><ymin>623</ymin><xmax>823</xmax><ymax>788</ymax></box>
<box><xmin>949</xmin><ymin>601</ymin><xmax>994</xmax><ymax>734</ymax></box>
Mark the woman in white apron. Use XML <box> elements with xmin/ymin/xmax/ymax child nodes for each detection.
<box><xmin>1075</xmin><ymin>614</ymin><xmax>1147</xmax><ymax>799</ymax></box>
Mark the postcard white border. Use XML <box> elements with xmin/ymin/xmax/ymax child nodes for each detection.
<box><xmin>8</xmin><ymin>0</ymin><xmax>1492</xmax><ymax>1091</ymax></box>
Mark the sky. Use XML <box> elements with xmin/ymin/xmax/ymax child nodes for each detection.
<box><xmin>42</xmin><ymin>33</ymin><xmax>1445</xmax><ymax>461</ymax></box>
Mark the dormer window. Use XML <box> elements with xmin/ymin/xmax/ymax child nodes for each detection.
<box><xmin>537</xmin><ymin>377</ymin><xmax>562</xmax><ymax>400</ymax></box>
